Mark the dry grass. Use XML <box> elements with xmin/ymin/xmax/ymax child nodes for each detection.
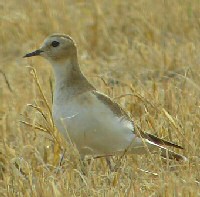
<box><xmin>1</xmin><ymin>0</ymin><xmax>200</xmax><ymax>196</ymax></box>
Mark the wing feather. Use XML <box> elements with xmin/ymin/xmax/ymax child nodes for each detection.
<box><xmin>92</xmin><ymin>90</ymin><xmax>183</xmax><ymax>150</ymax></box>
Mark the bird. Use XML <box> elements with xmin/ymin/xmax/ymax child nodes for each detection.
<box><xmin>24</xmin><ymin>33</ymin><xmax>187</xmax><ymax>161</ymax></box>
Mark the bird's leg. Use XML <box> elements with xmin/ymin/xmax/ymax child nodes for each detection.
<box><xmin>55</xmin><ymin>148</ymin><xmax>66</xmax><ymax>174</ymax></box>
<box><xmin>79</xmin><ymin>155</ymin><xmax>93</xmax><ymax>176</ymax></box>
<box><xmin>106</xmin><ymin>157</ymin><xmax>112</xmax><ymax>170</ymax></box>
<box><xmin>59</xmin><ymin>148</ymin><xmax>66</xmax><ymax>166</ymax></box>
<box><xmin>94</xmin><ymin>155</ymin><xmax>114</xmax><ymax>171</ymax></box>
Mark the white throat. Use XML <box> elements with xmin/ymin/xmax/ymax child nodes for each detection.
<box><xmin>50</xmin><ymin>58</ymin><xmax>93</xmax><ymax>104</ymax></box>
<box><xmin>51</xmin><ymin>59</ymin><xmax>73</xmax><ymax>89</ymax></box>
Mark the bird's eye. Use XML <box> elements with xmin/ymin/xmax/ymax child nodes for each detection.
<box><xmin>51</xmin><ymin>41</ymin><xmax>60</xmax><ymax>47</ymax></box>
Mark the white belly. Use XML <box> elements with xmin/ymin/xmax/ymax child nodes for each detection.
<box><xmin>53</xmin><ymin>92</ymin><xmax>138</xmax><ymax>156</ymax></box>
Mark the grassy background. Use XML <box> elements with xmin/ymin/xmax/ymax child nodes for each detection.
<box><xmin>1</xmin><ymin>0</ymin><xmax>200</xmax><ymax>196</ymax></box>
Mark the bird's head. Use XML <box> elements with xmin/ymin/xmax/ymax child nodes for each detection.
<box><xmin>24</xmin><ymin>34</ymin><xmax>77</xmax><ymax>63</ymax></box>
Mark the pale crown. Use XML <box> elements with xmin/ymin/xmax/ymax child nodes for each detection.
<box><xmin>39</xmin><ymin>34</ymin><xmax>77</xmax><ymax>62</ymax></box>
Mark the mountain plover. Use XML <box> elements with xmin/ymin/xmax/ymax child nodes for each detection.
<box><xmin>24</xmin><ymin>34</ymin><xmax>186</xmax><ymax>161</ymax></box>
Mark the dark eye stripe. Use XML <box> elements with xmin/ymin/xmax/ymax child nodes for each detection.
<box><xmin>52</xmin><ymin>41</ymin><xmax>60</xmax><ymax>47</ymax></box>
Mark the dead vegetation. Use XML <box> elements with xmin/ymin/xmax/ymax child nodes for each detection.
<box><xmin>1</xmin><ymin>0</ymin><xmax>200</xmax><ymax>196</ymax></box>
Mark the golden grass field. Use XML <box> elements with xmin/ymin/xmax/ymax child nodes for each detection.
<box><xmin>1</xmin><ymin>0</ymin><xmax>200</xmax><ymax>196</ymax></box>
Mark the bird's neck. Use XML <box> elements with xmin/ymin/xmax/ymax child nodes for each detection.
<box><xmin>52</xmin><ymin>57</ymin><xmax>80</xmax><ymax>87</ymax></box>
<box><xmin>51</xmin><ymin>56</ymin><xmax>94</xmax><ymax>102</ymax></box>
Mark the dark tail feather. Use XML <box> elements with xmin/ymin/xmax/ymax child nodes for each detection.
<box><xmin>143</xmin><ymin>140</ymin><xmax>187</xmax><ymax>161</ymax></box>
<box><xmin>139</xmin><ymin>131</ymin><xmax>183</xmax><ymax>149</ymax></box>
<box><xmin>160</xmin><ymin>147</ymin><xmax>187</xmax><ymax>161</ymax></box>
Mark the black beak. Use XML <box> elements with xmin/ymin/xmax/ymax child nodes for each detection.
<box><xmin>23</xmin><ymin>49</ymin><xmax>43</xmax><ymax>58</ymax></box>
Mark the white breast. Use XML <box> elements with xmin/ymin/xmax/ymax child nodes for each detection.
<box><xmin>53</xmin><ymin>91</ymin><xmax>138</xmax><ymax>156</ymax></box>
